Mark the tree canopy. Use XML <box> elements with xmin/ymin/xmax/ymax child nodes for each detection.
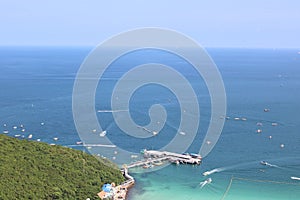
<box><xmin>0</xmin><ymin>134</ymin><xmax>124</xmax><ymax>199</ymax></box>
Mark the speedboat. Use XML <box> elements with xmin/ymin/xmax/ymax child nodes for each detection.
<box><xmin>203</xmin><ymin>169</ymin><xmax>218</xmax><ymax>176</ymax></box>
<box><xmin>260</xmin><ymin>161</ymin><xmax>268</xmax><ymax>165</ymax></box>
<box><xmin>291</xmin><ymin>177</ymin><xmax>300</xmax><ymax>181</ymax></box>
<box><xmin>200</xmin><ymin>178</ymin><xmax>212</xmax><ymax>188</ymax></box>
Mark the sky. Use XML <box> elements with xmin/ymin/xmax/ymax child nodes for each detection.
<box><xmin>1</xmin><ymin>0</ymin><xmax>300</xmax><ymax>48</ymax></box>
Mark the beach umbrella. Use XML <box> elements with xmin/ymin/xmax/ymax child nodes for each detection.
<box><xmin>102</xmin><ymin>184</ymin><xmax>112</xmax><ymax>192</ymax></box>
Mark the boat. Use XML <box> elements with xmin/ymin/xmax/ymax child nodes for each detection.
<box><xmin>260</xmin><ymin>161</ymin><xmax>268</xmax><ymax>166</ymax></box>
<box><xmin>260</xmin><ymin>161</ymin><xmax>277</xmax><ymax>167</ymax></box>
<box><xmin>142</xmin><ymin>163</ymin><xmax>153</xmax><ymax>169</ymax></box>
<box><xmin>179</xmin><ymin>131</ymin><xmax>186</xmax><ymax>136</ymax></box>
<box><xmin>3</xmin><ymin>130</ymin><xmax>9</xmax><ymax>134</ymax></box>
<box><xmin>291</xmin><ymin>177</ymin><xmax>300</xmax><ymax>181</ymax></box>
<box><xmin>152</xmin><ymin>131</ymin><xmax>158</xmax><ymax>135</ymax></box>
<box><xmin>131</xmin><ymin>155</ymin><xmax>138</xmax><ymax>159</ymax></box>
<box><xmin>99</xmin><ymin>131</ymin><xmax>107</xmax><ymax>137</ymax></box>
<box><xmin>200</xmin><ymin>178</ymin><xmax>212</xmax><ymax>188</ymax></box>
<box><xmin>190</xmin><ymin>153</ymin><xmax>202</xmax><ymax>159</ymax></box>
<box><xmin>203</xmin><ymin>169</ymin><xmax>218</xmax><ymax>176</ymax></box>
<box><xmin>152</xmin><ymin>160</ymin><xmax>164</xmax><ymax>166</ymax></box>
<box><xmin>256</xmin><ymin>129</ymin><xmax>262</xmax><ymax>133</ymax></box>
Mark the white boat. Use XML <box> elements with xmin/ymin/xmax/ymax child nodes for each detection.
<box><xmin>142</xmin><ymin>163</ymin><xmax>153</xmax><ymax>169</ymax></box>
<box><xmin>260</xmin><ymin>161</ymin><xmax>269</xmax><ymax>166</ymax></box>
<box><xmin>260</xmin><ymin>161</ymin><xmax>278</xmax><ymax>167</ymax></box>
<box><xmin>28</xmin><ymin>134</ymin><xmax>33</xmax><ymax>139</ymax></box>
<box><xmin>131</xmin><ymin>155</ymin><xmax>138</xmax><ymax>159</ymax></box>
<box><xmin>153</xmin><ymin>160</ymin><xmax>164</xmax><ymax>166</ymax></box>
<box><xmin>291</xmin><ymin>177</ymin><xmax>300</xmax><ymax>181</ymax></box>
<box><xmin>203</xmin><ymin>169</ymin><xmax>218</xmax><ymax>176</ymax></box>
<box><xmin>256</xmin><ymin>129</ymin><xmax>262</xmax><ymax>133</ymax></box>
<box><xmin>179</xmin><ymin>131</ymin><xmax>186</xmax><ymax>135</ymax></box>
<box><xmin>53</xmin><ymin>137</ymin><xmax>59</xmax><ymax>141</ymax></box>
<box><xmin>3</xmin><ymin>130</ymin><xmax>9</xmax><ymax>134</ymax></box>
<box><xmin>200</xmin><ymin>178</ymin><xmax>212</xmax><ymax>188</ymax></box>
<box><xmin>99</xmin><ymin>131</ymin><xmax>107</xmax><ymax>137</ymax></box>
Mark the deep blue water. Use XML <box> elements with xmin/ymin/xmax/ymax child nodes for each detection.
<box><xmin>1</xmin><ymin>47</ymin><xmax>300</xmax><ymax>199</ymax></box>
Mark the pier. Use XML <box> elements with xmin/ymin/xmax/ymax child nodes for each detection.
<box><xmin>126</xmin><ymin>150</ymin><xmax>202</xmax><ymax>169</ymax></box>
<box><xmin>98</xmin><ymin>150</ymin><xmax>201</xmax><ymax>200</ymax></box>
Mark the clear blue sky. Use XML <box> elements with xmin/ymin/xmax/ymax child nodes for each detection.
<box><xmin>1</xmin><ymin>0</ymin><xmax>300</xmax><ymax>48</ymax></box>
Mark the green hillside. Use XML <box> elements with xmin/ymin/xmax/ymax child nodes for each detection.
<box><xmin>0</xmin><ymin>134</ymin><xmax>124</xmax><ymax>200</ymax></box>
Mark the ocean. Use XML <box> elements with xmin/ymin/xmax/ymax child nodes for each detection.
<box><xmin>1</xmin><ymin>46</ymin><xmax>300</xmax><ymax>199</ymax></box>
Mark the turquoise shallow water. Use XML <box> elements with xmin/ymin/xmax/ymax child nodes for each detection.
<box><xmin>1</xmin><ymin>47</ymin><xmax>300</xmax><ymax>199</ymax></box>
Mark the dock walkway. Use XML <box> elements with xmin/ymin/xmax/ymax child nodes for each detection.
<box><xmin>99</xmin><ymin>150</ymin><xmax>201</xmax><ymax>200</ymax></box>
<box><xmin>126</xmin><ymin>150</ymin><xmax>201</xmax><ymax>169</ymax></box>
<box><xmin>112</xmin><ymin>168</ymin><xmax>135</xmax><ymax>200</ymax></box>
